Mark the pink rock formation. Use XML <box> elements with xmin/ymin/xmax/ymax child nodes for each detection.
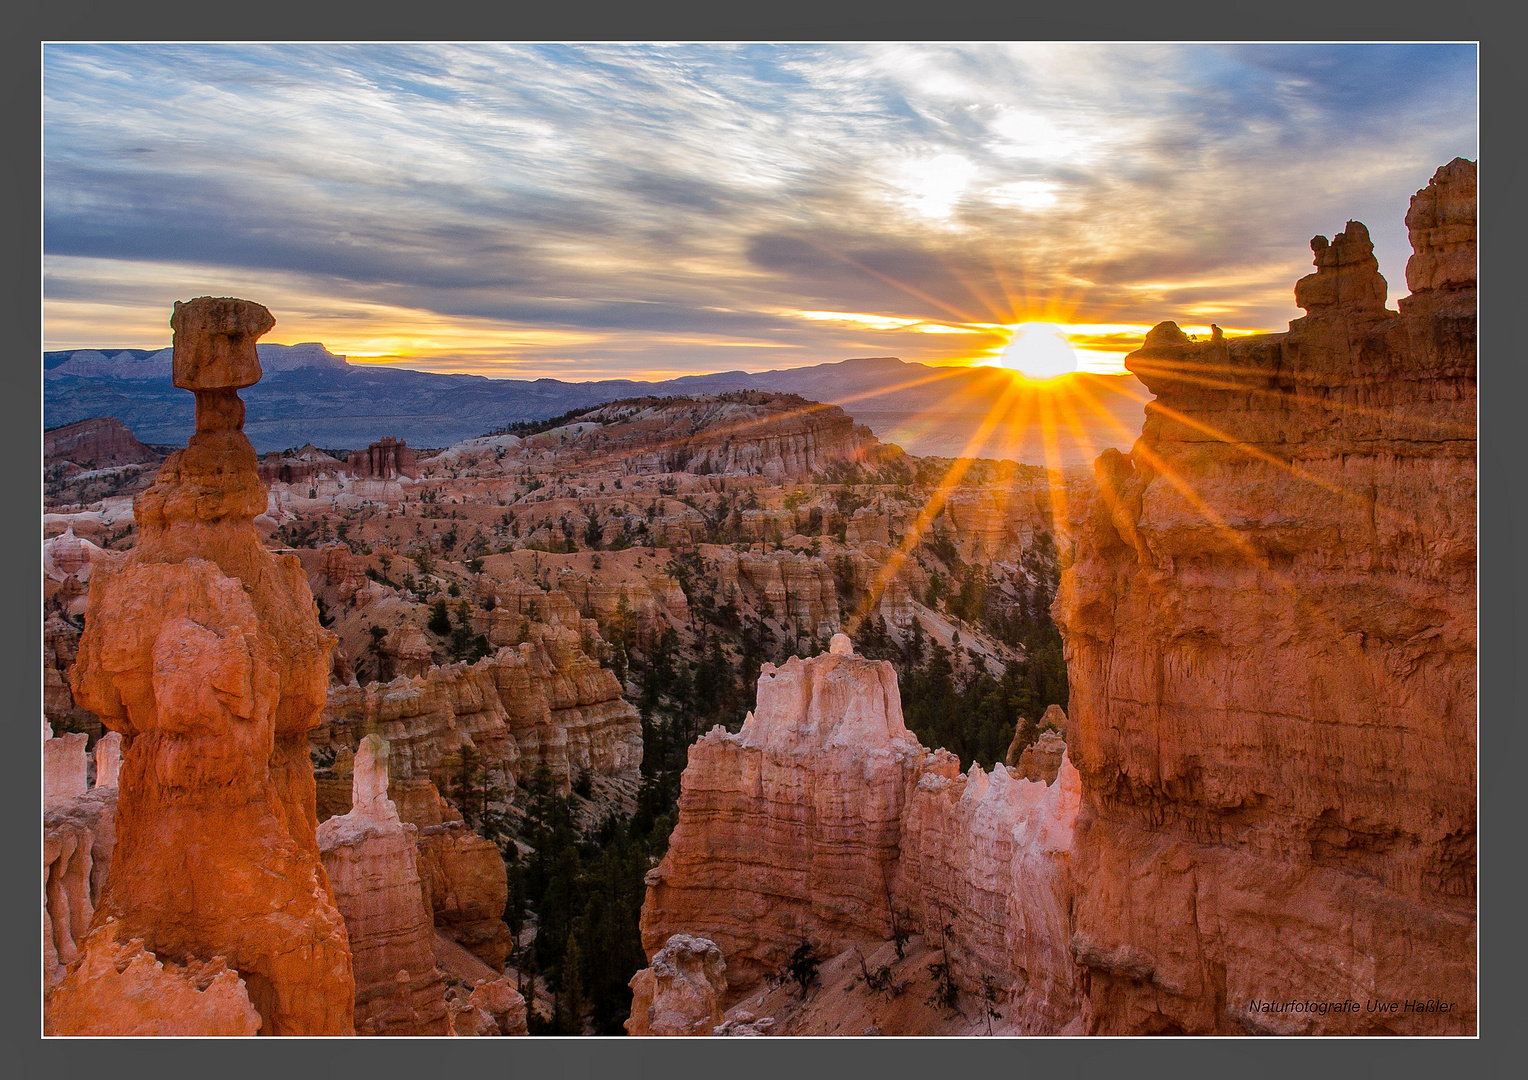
<box><xmin>44</xmin><ymin>805</ymin><xmax>97</xmax><ymax>986</ymax></box>
<box><xmin>318</xmin><ymin>735</ymin><xmax>450</xmax><ymax>1035</ymax></box>
<box><xmin>1005</xmin><ymin>707</ymin><xmax>1068</xmax><ymax>784</ymax></box>
<box><xmin>641</xmin><ymin>635</ymin><xmax>922</xmax><ymax>990</ymax></box>
<box><xmin>94</xmin><ymin>731</ymin><xmax>123</xmax><ymax>788</ymax></box>
<box><xmin>43</xmin><ymin>614</ymin><xmax>87</xmax><ymax>729</ymax></box>
<box><xmin>43</xmin><ymin>730</ymin><xmax>120</xmax><ymax>994</ymax></box>
<box><xmin>577</xmin><ymin>393</ymin><xmax>885</xmax><ymax>480</ymax></box>
<box><xmin>1054</xmin><ymin>162</ymin><xmax>1476</xmax><ymax>1034</ymax></box>
<box><xmin>54</xmin><ymin>297</ymin><xmax>355</xmax><ymax>1036</ymax></box>
<box><xmin>1009</xmin><ymin>729</ymin><xmax>1066</xmax><ymax>785</ymax></box>
<box><xmin>44</xmin><ymin>730</ymin><xmax>88</xmax><ymax>810</ymax></box>
<box><xmin>640</xmin><ymin>634</ymin><xmax>1083</xmax><ymax>1032</ymax></box>
<box><xmin>319</xmin><ymin>543</ymin><xmax>369</xmax><ymax>601</ymax></box>
<box><xmin>467</xmin><ymin>978</ymin><xmax>530</xmax><ymax>1035</ymax></box>
<box><xmin>939</xmin><ymin>476</ymin><xmax>1087</xmax><ymax>564</ymax></box>
<box><xmin>1292</xmin><ymin>221</ymin><xmax>1389</xmax><ymax>322</ymax></box>
<box><xmin>1403</xmin><ymin>157</ymin><xmax>1476</xmax><ymax>305</ymax></box>
<box><xmin>316</xmin><ymin>623</ymin><xmax>638</xmax><ymax>813</ymax></box>
<box><xmin>432</xmin><ymin>931</ymin><xmax>529</xmax><ymax>1036</ymax></box>
<box><xmin>348</xmin><ymin>437</ymin><xmax>419</xmax><ymax>480</ymax></box>
<box><xmin>554</xmin><ymin>568</ymin><xmax>690</xmax><ymax>628</ymax></box>
<box><xmin>713</xmin><ymin>549</ymin><xmax>842</xmax><ymax>639</ymax></box>
<box><xmin>259</xmin><ymin>444</ymin><xmax>345</xmax><ymax>486</ymax></box>
<box><xmin>626</xmin><ymin>934</ymin><xmax>729</xmax><ymax>1036</ymax></box>
<box><xmin>893</xmin><ymin>752</ymin><xmax>1082</xmax><ymax>1033</ymax></box>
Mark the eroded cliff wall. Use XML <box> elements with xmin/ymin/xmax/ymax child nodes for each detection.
<box><xmin>1053</xmin><ymin>159</ymin><xmax>1476</xmax><ymax>1034</ymax></box>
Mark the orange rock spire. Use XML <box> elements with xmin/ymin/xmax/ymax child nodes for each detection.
<box><xmin>51</xmin><ymin>298</ymin><xmax>355</xmax><ymax>1035</ymax></box>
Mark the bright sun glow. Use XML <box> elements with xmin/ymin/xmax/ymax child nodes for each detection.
<box><xmin>997</xmin><ymin>322</ymin><xmax>1078</xmax><ymax>380</ymax></box>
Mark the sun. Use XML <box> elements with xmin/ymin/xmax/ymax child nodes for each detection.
<box><xmin>997</xmin><ymin>322</ymin><xmax>1078</xmax><ymax>381</ymax></box>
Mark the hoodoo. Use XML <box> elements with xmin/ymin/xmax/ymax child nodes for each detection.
<box><xmin>50</xmin><ymin>298</ymin><xmax>356</xmax><ymax>1035</ymax></box>
<box><xmin>638</xmin><ymin>632</ymin><xmax>1083</xmax><ymax>1033</ymax></box>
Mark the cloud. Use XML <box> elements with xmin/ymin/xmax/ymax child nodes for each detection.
<box><xmin>43</xmin><ymin>43</ymin><xmax>1477</xmax><ymax>378</ymax></box>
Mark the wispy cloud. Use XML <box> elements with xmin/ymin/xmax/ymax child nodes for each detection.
<box><xmin>43</xmin><ymin>43</ymin><xmax>1477</xmax><ymax>378</ymax></box>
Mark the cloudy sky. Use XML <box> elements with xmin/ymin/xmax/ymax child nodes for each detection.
<box><xmin>43</xmin><ymin>43</ymin><xmax>1477</xmax><ymax>380</ymax></box>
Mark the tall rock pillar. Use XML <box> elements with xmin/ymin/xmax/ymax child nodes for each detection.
<box><xmin>52</xmin><ymin>297</ymin><xmax>356</xmax><ymax>1035</ymax></box>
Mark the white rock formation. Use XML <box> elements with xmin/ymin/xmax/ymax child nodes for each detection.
<box><xmin>626</xmin><ymin>934</ymin><xmax>729</xmax><ymax>1036</ymax></box>
<box><xmin>94</xmin><ymin>732</ymin><xmax>122</xmax><ymax>789</ymax></box>
<box><xmin>44</xmin><ymin>730</ymin><xmax>88</xmax><ymax>810</ymax></box>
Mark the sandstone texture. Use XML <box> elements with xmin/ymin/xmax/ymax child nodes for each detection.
<box><xmin>48</xmin><ymin>920</ymin><xmax>262</xmax><ymax>1036</ymax></box>
<box><xmin>432</xmin><ymin>931</ymin><xmax>529</xmax><ymax>1036</ymax></box>
<box><xmin>318</xmin><ymin>734</ymin><xmax>450</xmax><ymax>1035</ymax></box>
<box><xmin>639</xmin><ymin>634</ymin><xmax>1082</xmax><ymax>1032</ymax></box>
<box><xmin>642</xmin><ymin>636</ymin><xmax>921</xmax><ymax>988</ymax></box>
<box><xmin>415</xmin><ymin>822</ymin><xmax>513</xmax><ymax>969</ymax></box>
<box><xmin>713</xmin><ymin>549</ymin><xmax>842</xmax><ymax>640</ymax></box>
<box><xmin>259</xmin><ymin>444</ymin><xmax>345</xmax><ymax>487</ymax></box>
<box><xmin>1006</xmin><ymin>708</ymin><xmax>1068</xmax><ymax>784</ymax></box>
<box><xmin>894</xmin><ymin>751</ymin><xmax>1082</xmax><ymax>1033</ymax></box>
<box><xmin>625</xmin><ymin>934</ymin><xmax>729</xmax><ymax>1036</ymax></box>
<box><xmin>53</xmin><ymin>297</ymin><xmax>355</xmax><ymax>1036</ymax></box>
<box><xmin>44</xmin><ymin>730</ymin><xmax>88</xmax><ymax>810</ymax></box>
<box><xmin>1053</xmin><ymin>160</ymin><xmax>1476</xmax><ymax>1034</ymax></box>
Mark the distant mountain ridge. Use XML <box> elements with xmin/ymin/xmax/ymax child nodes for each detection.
<box><xmin>44</xmin><ymin>342</ymin><xmax>350</xmax><ymax>380</ymax></box>
<box><xmin>43</xmin><ymin>345</ymin><xmax>1148</xmax><ymax>466</ymax></box>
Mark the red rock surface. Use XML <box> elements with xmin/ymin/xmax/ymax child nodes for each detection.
<box><xmin>53</xmin><ymin>297</ymin><xmax>355</xmax><ymax>1036</ymax></box>
<box><xmin>641</xmin><ymin>637</ymin><xmax>921</xmax><ymax>991</ymax></box>
<box><xmin>48</xmin><ymin>920</ymin><xmax>262</xmax><ymax>1036</ymax></box>
<box><xmin>415</xmin><ymin>822</ymin><xmax>513</xmax><ymax>969</ymax></box>
<box><xmin>43</xmin><ymin>731</ymin><xmax>120</xmax><ymax>994</ymax></box>
<box><xmin>1053</xmin><ymin>161</ymin><xmax>1476</xmax><ymax>1034</ymax></box>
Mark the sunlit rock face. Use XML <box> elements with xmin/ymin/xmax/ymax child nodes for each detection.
<box><xmin>53</xmin><ymin>298</ymin><xmax>355</xmax><ymax>1036</ymax></box>
<box><xmin>1053</xmin><ymin>160</ymin><xmax>1476</xmax><ymax>1034</ymax></box>
<box><xmin>713</xmin><ymin>548</ymin><xmax>842</xmax><ymax>640</ymax></box>
<box><xmin>894</xmin><ymin>750</ymin><xmax>1083</xmax><ymax>1034</ymax></box>
<box><xmin>639</xmin><ymin>635</ymin><xmax>1083</xmax><ymax>1033</ymax></box>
